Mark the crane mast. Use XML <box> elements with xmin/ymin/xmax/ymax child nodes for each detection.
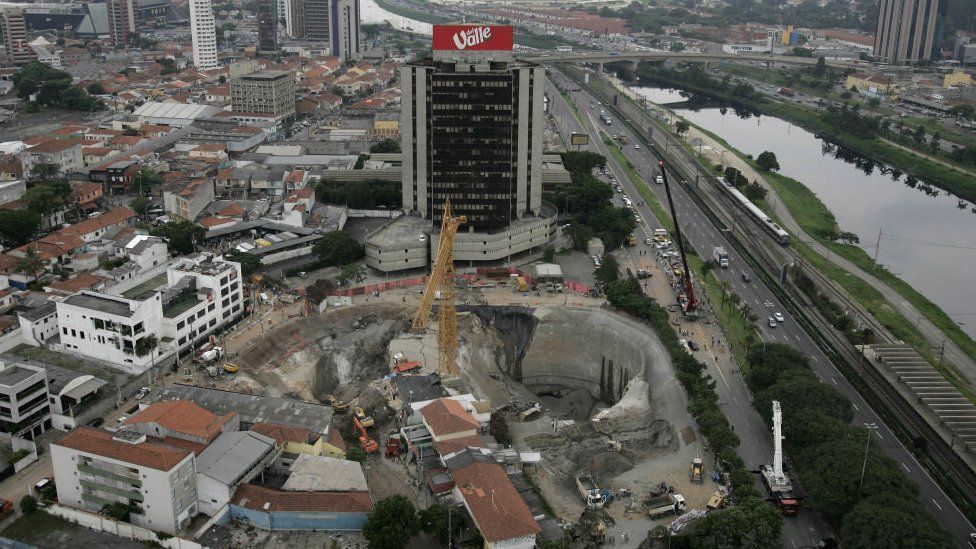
<box><xmin>411</xmin><ymin>200</ymin><xmax>466</xmax><ymax>377</ymax></box>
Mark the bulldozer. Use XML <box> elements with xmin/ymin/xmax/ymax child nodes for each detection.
<box><xmin>690</xmin><ymin>453</ymin><xmax>705</xmax><ymax>483</ymax></box>
<box><xmin>354</xmin><ymin>407</ymin><xmax>374</xmax><ymax>428</ymax></box>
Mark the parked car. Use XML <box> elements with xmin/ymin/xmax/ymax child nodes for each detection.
<box><xmin>768</xmin><ymin>316</ymin><xmax>778</xmax><ymax>328</ymax></box>
<box><xmin>773</xmin><ymin>312</ymin><xmax>785</xmax><ymax>323</ymax></box>
<box><xmin>741</xmin><ymin>272</ymin><xmax>751</xmax><ymax>282</ymax></box>
<box><xmin>136</xmin><ymin>386</ymin><xmax>151</xmax><ymax>399</ymax></box>
<box><xmin>86</xmin><ymin>417</ymin><xmax>104</xmax><ymax>428</ymax></box>
<box><xmin>687</xmin><ymin>340</ymin><xmax>700</xmax><ymax>352</ymax></box>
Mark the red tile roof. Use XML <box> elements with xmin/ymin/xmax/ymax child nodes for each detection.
<box><xmin>421</xmin><ymin>399</ymin><xmax>480</xmax><ymax>438</ymax></box>
<box><xmin>452</xmin><ymin>462</ymin><xmax>540</xmax><ymax>542</ymax></box>
<box><xmin>61</xmin><ymin>206</ymin><xmax>135</xmax><ymax>238</ymax></box>
<box><xmin>125</xmin><ymin>400</ymin><xmax>235</xmax><ymax>443</ymax></box>
<box><xmin>217</xmin><ymin>203</ymin><xmax>246</xmax><ymax>217</ymax></box>
<box><xmin>26</xmin><ymin>138</ymin><xmax>84</xmax><ymax>154</ymax></box>
<box><xmin>55</xmin><ymin>427</ymin><xmax>191</xmax><ymax>471</ymax></box>
<box><xmin>327</xmin><ymin>427</ymin><xmax>346</xmax><ymax>452</ymax></box>
<box><xmin>47</xmin><ymin>273</ymin><xmax>105</xmax><ymax>294</ymax></box>
<box><xmin>231</xmin><ymin>483</ymin><xmax>373</xmax><ymax>513</ymax></box>
<box><xmin>250</xmin><ymin>422</ymin><xmax>315</xmax><ymax>445</ymax></box>
<box><xmin>435</xmin><ymin>435</ymin><xmax>486</xmax><ymax>456</ymax></box>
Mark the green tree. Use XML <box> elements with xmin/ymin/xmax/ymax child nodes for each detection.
<box><xmin>840</xmin><ymin>496</ymin><xmax>953</xmax><ymax>549</ymax></box>
<box><xmin>19</xmin><ymin>495</ymin><xmax>37</xmax><ymax>514</ymax></box>
<box><xmin>542</xmin><ymin>245</ymin><xmax>555</xmax><ymax>263</ymax></box>
<box><xmin>130</xmin><ymin>196</ymin><xmax>150</xmax><ymax>217</ymax></box>
<box><xmin>595</xmin><ymin>255</ymin><xmax>620</xmax><ymax>285</ymax></box>
<box><xmin>755</xmin><ymin>151</ymin><xmax>780</xmax><ymax>171</ymax></box>
<box><xmin>345</xmin><ymin>446</ymin><xmax>366</xmax><ymax>463</ymax></box>
<box><xmin>150</xmin><ymin>221</ymin><xmax>205</xmax><ymax>255</ymax></box>
<box><xmin>0</xmin><ymin>210</ymin><xmax>40</xmax><ymax>246</ymax></box>
<box><xmin>370</xmin><ymin>138</ymin><xmax>401</xmax><ymax>153</ymax></box>
<box><xmin>25</xmin><ymin>101</ymin><xmax>40</xmax><ymax>113</ymax></box>
<box><xmin>675</xmin><ymin>120</ymin><xmax>690</xmax><ymax>135</ymax></box>
<box><xmin>837</xmin><ymin>231</ymin><xmax>860</xmax><ymax>244</ymax></box>
<box><xmin>133</xmin><ymin>168</ymin><xmax>163</xmax><ymax>194</ymax></box>
<box><xmin>338</xmin><ymin>263</ymin><xmax>367</xmax><ymax>286</ymax></box>
<box><xmin>12</xmin><ymin>62</ymin><xmax>98</xmax><ymax>111</ymax></box>
<box><xmin>743</xmin><ymin>181</ymin><xmax>768</xmax><ymax>201</ymax></box>
<box><xmin>135</xmin><ymin>334</ymin><xmax>159</xmax><ymax>371</ymax></box>
<box><xmin>559</xmin><ymin>151</ymin><xmax>606</xmax><ymax>176</ymax></box>
<box><xmin>224</xmin><ymin>251</ymin><xmax>262</xmax><ymax>277</ymax></box>
<box><xmin>689</xmin><ymin>496</ymin><xmax>782</xmax><ymax>548</ymax></box>
<box><xmin>87</xmin><ymin>82</ymin><xmax>105</xmax><ymax>95</ymax></box>
<box><xmin>363</xmin><ymin>495</ymin><xmax>420</xmax><ymax>549</ymax></box>
<box><xmin>420</xmin><ymin>504</ymin><xmax>462</xmax><ymax>545</ymax></box>
<box><xmin>312</xmin><ymin>231</ymin><xmax>364</xmax><ymax>266</ymax></box>
<box><xmin>24</xmin><ymin>181</ymin><xmax>72</xmax><ymax>216</ymax></box>
<box><xmin>29</xmin><ymin>163</ymin><xmax>60</xmax><ymax>181</ymax></box>
<box><xmin>16</xmin><ymin>246</ymin><xmax>45</xmax><ymax>280</ymax></box>
<box><xmin>812</xmin><ymin>56</ymin><xmax>827</xmax><ymax>77</ymax></box>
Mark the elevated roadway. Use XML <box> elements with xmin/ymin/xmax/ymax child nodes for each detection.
<box><xmin>526</xmin><ymin>50</ymin><xmax>859</xmax><ymax>69</ymax></box>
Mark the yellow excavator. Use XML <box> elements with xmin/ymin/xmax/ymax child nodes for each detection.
<box><xmin>690</xmin><ymin>453</ymin><xmax>705</xmax><ymax>483</ymax></box>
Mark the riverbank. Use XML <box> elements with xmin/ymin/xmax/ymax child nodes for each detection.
<box><xmin>672</xmin><ymin>116</ymin><xmax>976</xmax><ymax>400</ymax></box>
<box><xmin>631</xmin><ymin>68</ymin><xmax>976</xmax><ymax>204</ymax></box>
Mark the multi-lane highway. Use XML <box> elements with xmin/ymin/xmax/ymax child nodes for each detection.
<box><xmin>546</xmin><ymin>70</ymin><xmax>976</xmax><ymax>547</ymax></box>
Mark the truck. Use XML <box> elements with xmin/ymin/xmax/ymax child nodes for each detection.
<box><xmin>627</xmin><ymin>235</ymin><xmax>637</xmax><ymax>247</ymax></box>
<box><xmin>576</xmin><ymin>475</ymin><xmax>605</xmax><ymax>509</ymax></box>
<box><xmin>516</xmin><ymin>277</ymin><xmax>529</xmax><ymax>293</ymax></box>
<box><xmin>778</xmin><ymin>87</ymin><xmax>795</xmax><ymax>96</ymax></box>
<box><xmin>646</xmin><ymin>493</ymin><xmax>686</xmax><ymax>518</ymax></box>
<box><xmin>712</xmin><ymin>246</ymin><xmax>729</xmax><ymax>268</ymax></box>
<box><xmin>690</xmin><ymin>455</ymin><xmax>704</xmax><ymax>483</ymax></box>
<box><xmin>556</xmin><ymin>45</ymin><xmax>573</xmax><ymax>52</ymax></box>
<box><xmin>762</xmin><ymin>402</ymin><xmax>800</xmax><ymax>515</ymax></box>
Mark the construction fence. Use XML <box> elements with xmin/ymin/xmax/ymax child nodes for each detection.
<box><xmin>321</xmin><ymin>268</ymin><xmax>593</xmax><ymax>299</ymax></box>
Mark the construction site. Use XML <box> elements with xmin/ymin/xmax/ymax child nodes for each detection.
<box><xmin>169</xmin><ymin>202</ymin><xmax>731</xmax><ymax>545</ymax></box>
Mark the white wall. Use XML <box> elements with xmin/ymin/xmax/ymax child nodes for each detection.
<box><xmin>45</xmin><ymin>504</ymin><xmax>203</xmax><ymax>549</ymax></box>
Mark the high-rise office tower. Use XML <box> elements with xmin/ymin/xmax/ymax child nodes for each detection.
<box><xmin>188</xmin><ymin>0</ymin><xmax>218</xmax><ymax>69</ymax></box>
<box><xmin>874</xmin><ymin>0</ymin><xmax>943</xmax><ymax>63</ymax></box>
<box><xmin>401</xmin><ymin>25</ymin><xmax>543</xmax><ymax>232</ymax></box>
<box><xmin>256</xmin><ymin>0</ymin><xmax>278</xmax><ymax>54</ymax></box>
<box><xmin>332</xmin><ymin>0</ymin><xmax>360</xmax><ymax>60</ymax></box>
<box><xmin>284</xmin><ymin>0</ymin><xmax>304</xmax><ymax>38</ymax></box>
<box><xmin>105</xmin><ymin>0</ymin><xmax>137</xmax><ymax>48</ymax></box>
<box><xmin>0</xmin><ymin>8</ymin><xmax>33</xmax><ymax>65</ymax></box>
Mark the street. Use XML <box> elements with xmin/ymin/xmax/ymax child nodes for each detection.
<box><xmin>547</xmin><ymin>70</ymin><xmax>976</xmax><ymax>547</ymax></box>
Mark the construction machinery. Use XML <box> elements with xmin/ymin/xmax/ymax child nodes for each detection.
<box><xmin>576</xmin><ymin>475</ymin><xmax>606</xmax><ymax>509</ymax></box>
<box><xmin>353</xmin><ymin>416</ymin><xmax>378</xmax><ymax>453</ymax></box>
<box><xmin>324</xmin><ymin>394</ymin><xmax>349</xmax><ymax>413</ymax></box>
<box><xmin>690</xmin><ymin>453</ymin><xmax>705</xmax><ymax>483</ymax></box>
<box><xmin>354</xmin><ymin>406</ymin><xmax>374</xmax><ymax>428</ymax></box>
<box><xmin>658</xmin><ymin>161</ymin><xmax>699</xmax><ymax>314</ymax></box>
<box><xmin>411</xmin><ymin>200</ymin><xmax>466</xmax><ymax>377</ymax></box>
<box><xmin>760</xmin><ymin>401</ymin><xmax>799</xmax><ymax>515</ymax></box>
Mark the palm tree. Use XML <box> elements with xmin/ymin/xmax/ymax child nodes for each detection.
<box><xmin>718</xmin><ymin>280</ymin><xmax>731</xmax><ymax>308</ymax></box>
<box><xmin>17</xmin><ymin>246</ymin><xmax>44</xmax><ymax>282</ymax></box>
<box><xmin>135</xmin><ymin>334</ymin><xmax>159</xmax><ymax>370</ymax></box>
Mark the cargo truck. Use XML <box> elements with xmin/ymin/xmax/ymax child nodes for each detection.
<box><xmin>576</xmin><ymin>475</ymin><xmax>605</xmax><ymax>509</ymax></box>
<box><xmin>712</xmin><ymin>246</ymin><xmax>729</xmax><ymax>268</ymax></box>
<box><xmin>627</xmin><ymin>235</ymin><xmax>637</xmax><ymax>246</ymax></box>
<box><xmin>646</xmin><ymin>493</ymin><xmax>686</xmax><ymax>518</ymax></box>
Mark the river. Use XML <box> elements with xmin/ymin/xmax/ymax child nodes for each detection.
<box><xmin>633</xmin><ymin>86</ymin><xmax>976</xmax><ymax>339</ymax></box>
<box><xmin>360</xmin><ymin>0</ymin><xmax>432</xmax><ymax>35</ymax></box>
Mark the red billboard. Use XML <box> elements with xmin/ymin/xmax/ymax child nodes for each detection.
<box><xmin>432</xmin><ymin>25</ymin><xmax>514</xmax><ymax>52</ymax></box>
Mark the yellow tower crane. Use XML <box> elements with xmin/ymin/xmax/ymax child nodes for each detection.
<box><xmin>411</xmin><ymin>200</ymin><xmax>466</xmax><ymax>376</ymax></box>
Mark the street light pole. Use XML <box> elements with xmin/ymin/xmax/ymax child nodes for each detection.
<box><xmin>859</xmin><ymin>422</ymin><xmax>878</xmax><ymax>496</ymax></box>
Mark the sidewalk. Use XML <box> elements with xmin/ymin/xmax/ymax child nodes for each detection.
<box><xmin>608</xmin><ymin>76</ymin><xmax>976</xmax><ymax>394</ymax></box>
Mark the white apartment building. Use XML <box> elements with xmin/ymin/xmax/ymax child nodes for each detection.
<box><xmin>188</xmin><ymin>0</ymin><xmax>218</xmax><ymax>69</ymax></box>
<box><xmin>0</xmin><ymin>361</ymin><xmax>51</xmax><ymax>439</ymax></box>
<box><xmin>51</xmin><ymin>428</ymin><xmax>198</xmax><ymax>534</ymax></box>
<box><xmin>55</xmin><ymin>256</ymin><xmax>245</xmax><ymax>373</ymax></box>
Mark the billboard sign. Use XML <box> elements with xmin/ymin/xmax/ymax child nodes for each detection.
<box><xmin>433</xmin><ymin>25</ymin><xmax>514</xmax><ymax>52</ymax></box>
<box><xmin>570</xmin><ymin>133</ymin><xmax>590</xmax><ymax>146</ymax></box>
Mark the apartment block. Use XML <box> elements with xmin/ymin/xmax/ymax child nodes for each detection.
<box><xmin>189</xmin><ymin>0</ymin><xmax>218</xmax><ymax>69</ymax></box>
<box><xmin>51</xmin><ymin>428</ymin><xmax>197</xmax><ymax>534</ymax></box>
<box><xmin>230</xmin><ymin>71</ymin><xmax>296</xmax><ymax>120</ymax></box>
<box><xmin>0</xmin><ymin>361</ymin><xmax>51</xmax><ymax>439</ymax></box>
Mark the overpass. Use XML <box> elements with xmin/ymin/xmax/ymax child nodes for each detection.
<box><xmin>523</xmin><ymin>50</ymin><xmax>858</xmax><ymax>70</ymax></box>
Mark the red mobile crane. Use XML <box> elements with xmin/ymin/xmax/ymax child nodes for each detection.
<box><xmin>658</xmin><ymin>161</ymin><xmax>699</xmax><ymax>313</ymax></box>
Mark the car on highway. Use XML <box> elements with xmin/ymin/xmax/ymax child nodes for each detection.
<box><xmin>634</xmin><ymin>215</ymin><xmax>642</xmax><ymax>223</ymax></box>
<box><xmin>655</xmin><ymin>175</ymin><xmax>664</xmax><ymax>184</ymax></box>
<box><xmin>741</xmin><ymin>272</ymin><xmax>751</xmax><ymax>282</ymax></box>
<box><xmin>768</xmin><ymin>316</ymin><xmax>778</xmax><ymax>328</ymax></box>
<box><xmin>773</xmin><ymin>312</ymin><xmax>785</xmax><ymax>323</ymax></box>
<box><xmin>655</xmin><ymin>241</ymin><xmax>672</xmax><ymax>249</ymax></box>
<box><xmin>634</xmin><ymin>144</ymin><xmax>640</xmax><ymax>150</ymax></box>
<box><xmin>645</xmin><ymin>238</ymin><xmax>654</xmax><ymax>245</ymax></box>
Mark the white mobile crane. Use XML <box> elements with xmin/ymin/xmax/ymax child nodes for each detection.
<box><xmin>759</xmin><ymin>401</ymin><xmax>799</xmax><ymax>515</ymax></box>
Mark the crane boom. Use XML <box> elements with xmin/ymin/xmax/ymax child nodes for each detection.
<box><xmin>772</xmin><ymin>400</ymin><xmax>784</xmax><ymax>479</ymax></box>
<box><xmin>411</xmin><ymin>200</ymin><xmax>466</xmax><ymax>377</ymax></box>
<box><xmin>658</xmin><ymin>160</ymin><xmax>699</xmax><ymax>313</ymax></box>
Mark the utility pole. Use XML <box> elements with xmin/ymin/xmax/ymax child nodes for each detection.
<box><xmin>872</xmin><ymin>227</ymin><xmax>882</xmax><ymax>271</ymax></box>
<box><xmin>938</xmin><ymin>340</ymin><xmax>946</xmax><ymax>369</ymax></box>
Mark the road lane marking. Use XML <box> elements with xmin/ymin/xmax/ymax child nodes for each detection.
<box><xmin>901</xmin><ymin>462</ymin><xmax>911</xmax><ymax>474</ymax></box>
<box><xmin>811</xmin><ymin>356</ymin><xmax>819</xmax><ymax>362</ymax></box>
<box><xmin>782</xmin><ymin>333</ymin><xmax>790</xmax><ymax>342</ymax></box>
<box><xmin>876</xmin><ymin>431</ymin><xmax>883</xmax><ymax>440</ymax></box>
<box><xmin>831</xmin><ymin>377</ymin><xmax>838</xmax><ymax>385</ymax></box>
<box><xmin>852</xmin><ymin>402</ymin><xmax>859</xmax><ymax>411</ymax></box>
<box><xmin>932</xmin><ymin>498</ymin><xmax>943</xmax><ymax>511</ymax></box>
<box><xmin>794</xmin><ymin>335</ymin><xmax>801</xmax><ymax>342</ymax></box>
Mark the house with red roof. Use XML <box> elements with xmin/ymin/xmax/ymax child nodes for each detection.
<box><xmin>124</xmin><ymin>400</ymin><xmax>240</xmax><ymax>446</ymax></box>
<box><xmin>51</xmin><ymin>427</ymin><xmax>198</xmax><ymax>534</ymax></box>
<box><xmin>451</xmin><ymin>457</ymin><xmax>540</xmax><ymax>548</ymax></box>
<box><xmin>20</xmin><ymin>138</ymin><xmax>84</xmax><ymax>177</ymax></box>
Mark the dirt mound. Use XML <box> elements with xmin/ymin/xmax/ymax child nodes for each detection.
<box><xmin>577</xmin><ymin>451</ymin><xmax>636</xmax><ymax>483</ymax></box>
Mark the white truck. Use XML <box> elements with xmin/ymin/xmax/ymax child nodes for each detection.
<box><xmin>647</xmin><ymin>493</ymin><xmax>686</xmax><ymax>519</ymax></box>
<box><xmin>576</xmin><ymin>475</ymin><xmax>605</xmax><ymax>509</ymax></box>
<box><xmin>712</xmin><ymin>246</ymin><xmax>729</xmax><ymax>268</ymax></box>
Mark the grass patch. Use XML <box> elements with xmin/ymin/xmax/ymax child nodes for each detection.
<box><xmin>373</xmin><ymin>0</ymin><xmax>449</xmax><ymax>24</ymax></box>
<box><xmin>555</xmin><ymin>86</ymin><xmax>585</xmax><ymax>128</ymax></box>
<box><xmin>2</xmin><ymin>511</ymin><xmax>81</xmax><ymax>544</ymax></box>
<box><xmin>601</xmin><ymin>132</ymin><xmax>674</xmax><ymax>233</ymax></box>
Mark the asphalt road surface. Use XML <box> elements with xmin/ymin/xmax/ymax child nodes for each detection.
<box><xmin>548</xmin><ymin>71</ymin><xmax>976</xmax><ymax>547</ymax></box>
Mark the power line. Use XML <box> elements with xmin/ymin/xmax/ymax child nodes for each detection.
<box><xmin>876</xmin><ymin>232</ymin><xmax>976</xmax><ymax>252</ymax></box>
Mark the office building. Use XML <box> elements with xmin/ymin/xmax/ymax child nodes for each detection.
<box><xmin>0</xmin><ymin>8</ymin><xmax>34</xmax><ymax>65</ymax></box>
<box><xmin>256</xmin><ymin>0</ymin><xmax>278</xmax><ymax>54</ymax></box>
<box><xmin>289</xmin><ymin>0</ymin><xmax>359</xmax><ymax>59</ymax></box>
<box><xmin>51</xmin><ymin>428</ymin><xmax>198</xmax><ymax>534</ymax></box>
<box><xmin>0</xmin><ymin>361</ymin><xmax>50</xmax><ymax>439</ymax></box>
<box><xmin>874</xmin><ymin>0</ymin><xmax>944</xmax><ymax>64</ymax></box>
<box><xmin>369</xmin><ymin>25</ymin><xmax>552</xmax><ymax>272</ymax></box>
<box><xmin>188</xmin><ymin>0</ymin><xmax>218</xmax><ymax>69</ymax></box>
<box><xmin>332</xmin><ymin>0</ymin><xmax>360</xmax><ymax>60</ymax></box>
<box><xmin>230</xmin><ymin>70</ymin><xmax>296</xmax><ymax>120</ymax></box>
<box><xmin>106</xmin><ymin>0</ymin><xmax>137</xmax><ymax>48</ymax></box>
<box><xmin>55</xmin><ymin>256</ymin><xmax>245</xmax><ymax>374</ymax></box>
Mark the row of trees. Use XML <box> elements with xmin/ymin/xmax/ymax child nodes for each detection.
<box><xmin>600</xmin><ymin>272</ymin><xmax>783</xmax><ymax>547</ymax></box>
<box><xmin>313</xmin><ymin>179</ymin><xmax>401</xmax><ymax>210</ymax></box>
<box><xmin>722</xmin><ymin>166</ymin><xmax>769</xmax><ymax>202</ymax></box>
<box><xmin>0</xmin><ymin>181</ymin><xmax>73</xmax><ymax>246</ymax></box>
<box><xmin>744</xmin><ymin>343</ymin><xmax>951</xmax><ymax>547</ymax></box>
<box><xmin>363</xmin><ymin>495</ymin><xmax>461</xmax><ymax>549</ymax></box>
<box><xmin>550</xmin><ymin>152</ymin><xmax>636</xmax><ymax>251</ymax></box>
